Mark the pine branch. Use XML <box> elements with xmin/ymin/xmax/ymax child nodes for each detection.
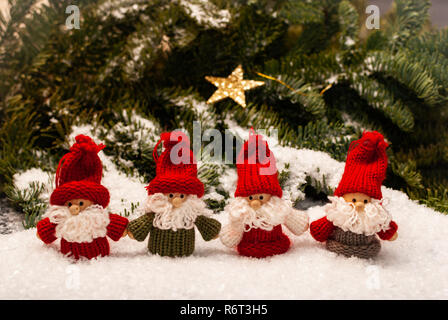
<box><xmin>390</xmin><ymin>0</ymin><xmax>430</xmax><ymax>50</ymax></box>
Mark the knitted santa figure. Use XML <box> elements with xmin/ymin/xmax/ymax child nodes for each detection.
<box><xmin>36</xmin><ymin>135</ymin><xmax>128</xmax><ymax>260</ymax></box>
<box><xmin>127</xmin><ymin>131</ymin><xmax>221</xmax><ymax>257</ymax></box>
<box><xmin>310</xmin><ymin>131</ymin><xmax>398</xmax><ymax>259</ymax></box>
<box><xmin>220</xmin><ymin>132</ymin><xmax>309</xmax><ymax>258</ymax></box>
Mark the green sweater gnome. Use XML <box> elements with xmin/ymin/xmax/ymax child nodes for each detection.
<box><xmin>127</xmin><ymin>131</ymin><xmax>221</xmax><ymax>257</ymax></box>
<box><xmin>128</xmin><ymin>208</ymin><xmax>221</xmax><ymax>257</ymax></box>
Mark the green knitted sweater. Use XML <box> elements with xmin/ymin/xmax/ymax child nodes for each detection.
<box><xmin>128</xmin><ymin>212</ymin><xmax>221</xmax><ymax>257</ymax></box>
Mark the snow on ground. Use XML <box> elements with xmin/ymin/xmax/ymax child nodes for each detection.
<box><xmin>0</xmin><ymin>199</ymin><xmax>23</xmax><ymax>235</ymax></box>
<box><xmin>2</xmin><ymin>125</ymin><xmax>448</xmax><ymax>299</ymax></box>
<box><xmin>178</xmin><ymin>0</ymin><xmax>231</xmax><ymax>29</ymax></box>
<box><xmin>1</xmin><ymin>185</ymin><xmax>448</xmax><ymax>299</ymax></box>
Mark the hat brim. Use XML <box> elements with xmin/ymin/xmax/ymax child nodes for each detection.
<box><xmin>50</xmin><ymin>181</ymin><xmax>110</xmax><ymax>208</ymax></box>
<box><xmin>146</xmin><ymin>175</ymin><xmax>205</xmax><ymax>198</ymax></box>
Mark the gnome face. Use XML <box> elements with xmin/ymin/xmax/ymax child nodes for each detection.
<box><xmin>64</xmin><ymin>198</ymin><xmax>93</xmax><ymax>216</ymax></box>
<box><xmin>226</xmin><ymin>195</ymin><xmax>290</xmax><ymax>231</ymax></box>
<box><xmin>342</xmin><ymin>193</ymin><xmax>371</xmax><ymax>212</ymax></box>
<box><xmin>244</xmin><ymin>193</ymin><xmax>272</xmax><ymax>210</ymax></box>
<box><xmin>325</xmin><ymin>194</ymin><xmax>392</xmax><ymax>236</ymax></box>
<box><xmin>165</xmin><ymin>192</ymin><xmax>187</xmax><ymax>208</ymax></box>
<box><xmin>42</xmin><ymin>202</ymin><xmax>110</xmax><ymax>243</ymax></box>
<box><xmin>144</xmin><ymin>193</ymin><xmax>211</xmax><ymax>231</ymax></box>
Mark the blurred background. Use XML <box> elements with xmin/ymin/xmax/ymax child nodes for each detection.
<box><xmin>0</xmin><ymin>0</ymin><xmax>447</xmax><ymax>229</ymax></box>
<box><xmin>370</xmin><ymin>0</ymin><xmax>447</xmax><ymax>28</ymax></box>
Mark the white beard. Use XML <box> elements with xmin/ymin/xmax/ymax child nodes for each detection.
<box><xmin>224</xmin><ymin>196</ymin><xmax>291</xmax><ymax>231</ymax></box>
<box><xmin>145</xmin><ymin>193</ymin><xmax>212</xmax><ymax>231</ymax></box>
<box><xmin>42</xmin><ymin>204</ymin><xmax>110</xmax><ymax>243</ymax></box>
<box><xmin>325</xmin><ymin>196</ymin><xmax>392</xmax><ymax>236</ymax></box>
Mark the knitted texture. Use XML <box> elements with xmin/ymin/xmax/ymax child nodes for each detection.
<box><xmin>128</xmin><ymin>212</ymin><xmax>221</xmax><ymax>257</ymax></box>
<box><xmin>36</xmin><ymin>218</ymin><xmax>58</xmax><ymax>244</ymax></box>
<box><xmin>378</xmin><ymin>221</ymin><xmax>398</xmax><ymax>240</ymax></box>
<box><xmin>334</xmin><ymin>131</ymin><xmax>388</xmax><ymax>200</ymax></box>
<box><xmin>234</xmin><ymin>133</ymin><xmax>282</xmax><ymax>198</ymax></box>
<box><xmin>220</xmin><ymin>223</ymin><xmax>245</xmax><ymax>248</ymax></box>
<box><xmin>195</xmin><ymin>215</ymin><xmax>222</xmax><ymax>241</ymax></box>
<box><xmin>326</xmin><ymin>227</ymin><xmax>381</xmax><ymax>259</ymax></box>
<box><xmin>237</xmin><ymin>225</ymin><xmax>291</xmax><ymax>258</ymax></box>
<box><xmin>61</xmin><ymin>237</ymin><xmax>111</xmax><ymax>260</ymax></box>
<box><xmin>36</xmin><ymin>213</ymin><xmax>128</xmax><ymax>260</ymax></box>
<box><xmin>106</xmin><ymin>214</ymin><xmax>129</xmax><ymax>241</ymax></box>
<box><xmin>310</xmin><ymin>216</ymin><xmax>335</xmax><ymax>242</ymax></box>
<box><xmin>50</xmin><ymin>135</ymin><xmax>110</xmax><ymax>208</ymax></box>
<box><xmin>283</xmin><ymin>211</ymin><xmax>309</xmax><ymax>235</ymax></box>
<box><xmin>146</xmin><ymin>131</ymin><xmax>204</xmax><ymax>197</ymax></box>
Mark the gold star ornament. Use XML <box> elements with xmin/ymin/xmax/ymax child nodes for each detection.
<box><xmin>205</xmin><ymin>65</ymin><xmax>265</xmax><ymax>108</ymax></box>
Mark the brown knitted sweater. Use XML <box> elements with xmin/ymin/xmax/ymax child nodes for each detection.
<box><xmin>128</xmin><ymin>212</ymin><xmax>221</xmax><ymax>257</ymax></box>
<box><xmin>326</xmin><ymin>227</ymin><xmax>381</xmax><ymax>259</ymax></box>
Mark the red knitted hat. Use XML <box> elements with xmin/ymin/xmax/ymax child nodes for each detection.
<box><xmin>334</xmin><ymin>131</ymin><xmax>388</xmax><ymax>200</ymax></box>
<box><xmin>50</xmin><ymin>135</ymin><xmax>110</xmax><ymax>208</ymax></box>
<box><xmin>234</xmin><ymin>132</ymin><xmax>282</xmax><ymax>198</ymax></box>
<box><xmin>146</xmin><ymin>131</ymin><xmax>204</xmax><ymax>198</ymax></box>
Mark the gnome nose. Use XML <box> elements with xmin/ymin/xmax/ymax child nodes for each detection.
<box><xmin>250</xmin><ymin>200</ymin><xmax>262</xmax><ymax>210</ymax></box>
<box><xmin>70</xmin><ymin>205</ymin><xmax>80</xmax><ymax>215</ymax></box>
<box><xmin>172</xmin><ymin>197</ymin><xmax>184</xmax><ymax>208</ymax></box>
<box><xmin>355</xmin><ymin>202</ymin><xmax>365</xmax><ymax>211</ymax></box>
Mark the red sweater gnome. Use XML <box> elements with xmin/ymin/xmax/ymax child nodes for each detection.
<box><xmin>220</xmin><ymin>132</ymin><xmax>309</xmax><ymax>258</ymax></box>
<box><xmin>310</xmin><ymin>131</ymin><xmax>398</xmax><ymax>259</ymax></box>
<box><xmin>36</xmin><ymin>135</ymin><xmax>128</xmax><ymax>260</ymax></box>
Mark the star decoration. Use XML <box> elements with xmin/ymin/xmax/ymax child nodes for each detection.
<box><xmin>205</xmin><ymin>65</ymin><xmax>265</xmax><ymax>108</ymax></box>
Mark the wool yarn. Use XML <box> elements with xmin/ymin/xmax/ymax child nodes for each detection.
<box><xmin>221</xmin><ymin>132</ymin><xmax>309</xmax><ymax>258</ymax></box>
<box><xmin>146</xmin><ymin>131</ymin><xmax>204</xmax><ymax>197</ymax></box>
<box><xmin>310</xmin><ymin>131</ymin><xmax>398</xmax><ymax>259</ymax></box>
<box><xmin>37</xmin><ymin>135</ymin><xmax>128</xmax><ymax>260</ymax></box>
<box><xmin>50</xmin><ymin>134</ymin><xmax>110</xmax><ymax>208</ymax></box>
<box><xmin>334</xmin><ymin>131</ymin><xmax>388</xmax><ymax>200</ymax></box>
<box><xmin>234</xmin><ymin>133</ymin><xmax>282</xmax><ymax>198</ymax></box>
<box><xmin>128</xmin><ymin>213</ymin><xmax>221</xmax><ymax>257</ymax></box>
<box><xmin>128</xmin><ymin>131</ymin><xmax>221</xmax><ymax>257</ymax></box>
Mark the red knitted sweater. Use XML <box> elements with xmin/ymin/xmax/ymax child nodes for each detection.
<box><xmin>37</xmin><ymin>213</ymin><xmax>128</xmax><ymax>260</ymax></box>
<box><xmin>237</xmin><ymin>225</ymin><xmax>291</xmax><ymax>258</ymax></box>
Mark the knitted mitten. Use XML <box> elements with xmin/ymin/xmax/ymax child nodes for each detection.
<box><xmin>310</xmin><ymin>216</ymin><xmax>335</xmax><ymax>242</ymax></box>
<box><xmin>220</xmin><ymin>222</ymin><xmax>245</xmax><ymax>248</ymax></box>
<box><xmin>377</xmin><ymin>221</ymin><xmax>398</xmax><ymax>240</ymax></box>
<box><xmin>195</xmin><ymin>215</ymin><xmax>221</xmax><ymax>241</ymax></box>
<box><xmin>283</xmin><ymin>210</ymin><xmax>309</xmax><ymax>236</ymax></box>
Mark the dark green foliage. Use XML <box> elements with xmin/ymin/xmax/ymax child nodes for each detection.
<box><xmin>4</xmin><ymin>182</ymin><xmax>48</xmax><ymax>229</ymax></box>
<box><xmin>0</xmin><ymin>0</ymin><xmax>447</xmax><ymax>217</ymax></box>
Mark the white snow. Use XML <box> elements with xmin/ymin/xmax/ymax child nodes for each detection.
<box><xmin>1</xmin><ymin>185</ymin><xmax>448</xmax><ymax>299</ymax></box>
<box><xmin>3</xmin><ymin>123</ymin><xmax>448</xmax><ymax>299</ymax></box>
<box><xmin>98</xmin><ymin>0</ymin><xmax>148</xmax><ymax>20</ymax></box>
<box><xmin>178</xmin><ymin>0</ymin><xmax>231</xmax><ymax>29</ymax></box>
<box><xmin>13</xmin><ymin>168</ymin><xmax>52</xmax><ymax>192</ymax></box>
<box><xmin>344</xmin><ymin>37</ymin><xmax>355</xmax><ymax>47</ymax></box>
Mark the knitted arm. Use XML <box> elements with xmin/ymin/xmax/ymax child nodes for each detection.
<box><xmin>284</xmin><ymin>210</ymin><xmax>309</xmax><ymax>236</ymax></box>
<box><xmin>377</xmin><ymin>221</ymin><xmax>398</xmax><ymax>240</ymax></box>
<box><xmin>220</xmin><ymin>222</ymin><xmax>244</xmax><ymax>248</ymax></box>
<box><xmin>128</xmin><ymin>213</ymin><xmax>154</xmax><ymax>242</ymax></box>
<box><xmin>310</xmin><ymin>216</ymin><xmax>335</xmax><ymax>242</ymax></box>
<box><xmin>195</xmin><ymin>215</ymin><xmax>221</xmax><ymax>241</ymax></box>
<box><xmin>36</xmin><ymin>218</ymin><xmax>58</xmax><ymax>244</ymax></box>
<box><xmin>106</xmin><ymin>214</ymin><xmax>129</xmax><ymax>241</ymax></box>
